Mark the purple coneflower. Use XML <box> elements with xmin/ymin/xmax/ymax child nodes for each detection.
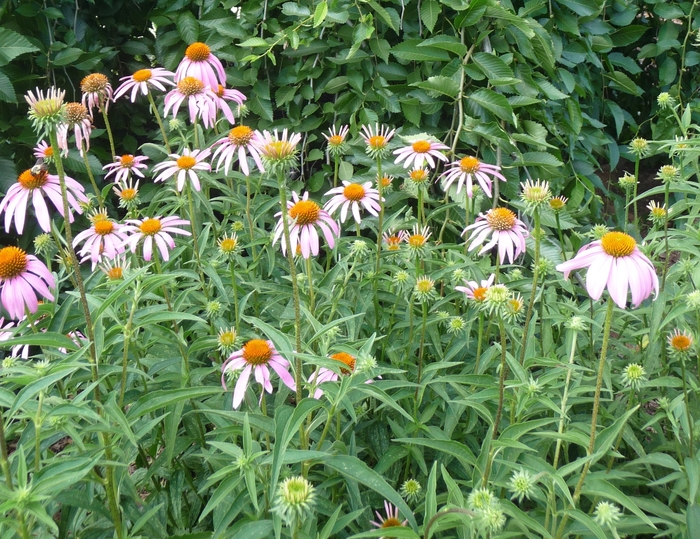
<box><xmin>175</xmin><ymin>42</ymin><xmax>226</xmax><ymax>90</ymax></box>
<box><xmin>152</xmin><ymin>148</ymin><xmax>211</xmax><ymax>192</ymax></box>
<box><xmin>122</xmin><ymin>215</ymin><xmax>191</xmax><ymax>261</ymax></box>
<box><xmin>323</xmin><ymin>181</ymin><xmax>381</xmax><ymax>224</ymax></box>
<box><xmin>113</xmin><ymin>68</ymin><xmax>175</xmax><ymax>102</ymax></box>
<box><xmin>210</xmin><ymin>125</ymin><xmax>265</xmax><ymax>176</ymax></box>
<box><xmin>440</xmin><ymin>156</ymin><xmax>506</xmax><ymax>198</ymax></box>
<box><xmin>103</xmin><ymin>154</ymin><xmax>149</xmax><ymax>183</ymax></box>
<box><xmin>393</xmin><ymin>138</ymin><xmax>448</xmax><ymax>169</ymax></box>
<box><xmin>0</xmin><ymin>246</ymin><xmax>55</xmax><ymax>319</ymax></box>
<box><xmin>463</xmin><ymin>208</ymin><xmax>528</xmax><ymax>264</ymax></box>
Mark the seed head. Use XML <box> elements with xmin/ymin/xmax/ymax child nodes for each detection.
<box><xmin>33</xmin><ymin>233</ymin><xmax>55</xmax><ymax>256</ymax></box>
<box><xmin>589</xmin><ymin>224</ymin><xmax>610</xmax><ymax>240</ymax></box>
<box><xmin>413</xmin><ymin>276</ymin><xmax>437</xmax><ymax>303</ymax></box>
<box><xmin>565</xmin><ymin>315</ymin><xmax>587</xmax><ymax>332</ymax></box>
<box><xmin>618</xmin><ymin>172</ymin><xmax>636</xmax><ymax>191</ymax></box>
<box><xmin>520</xmin><ymin>179</ymin><xmax>551</xmax><ymax>213</ymax></box>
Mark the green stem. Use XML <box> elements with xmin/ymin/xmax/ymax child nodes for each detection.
<box><xmin>245</xmin><ymin>175</ymin><xmax>258</xmax><ymax>260</ymax></box>
<box><xmin>413</xmin><ymin>302</ymin><xmax>429</xmax><ymax>412</ymax></box>
<box><xmin>679</xmin><ymin>352</ymin><xmax>695</xmax><ymax>456</ymax></box>
<box><xmin>82</xmin><ymin>144</ymin><xmax>103</xmax><ymax>206</ymax></box>
<box><xmin>0</xmin><ymin>409</ymin><xmax>12</xmax><ymax>489</ymax></box>
<box><xmin>482</xmin><ymin>315</ymin><xmax>508</xmax><ymax>485</ymax></box>
<box><xmin>34</xmin><ymin>391</ymin><xmax>44</xmax><ymax>472</ymax></box>
<box><xmin>555</xmin><ymin>211</ymin><xmax>567</xmax><ymax>261</ymax></box>
<box><xmin>185</xmin><ymin>182</ymin><xmax>210</xmax><ymax>299</ymax></box>
<box><xmin>119</xmin><ymin>288</ymin><xmax>139</xmax><ymax>408</ymax></box>
<box><xmin>230</xmin><ymin>261</ymin><xmax>239</xmax><ymax>331</ymax></box>
<box><xmin>519</xmin><ymin>209</ymin><xmax>541</xmax><ymax>365</ymax></box>
<box><xmin>475</xmin><ymin>313</ymin><xmax>484</xmax><ymax>372</ymax></box>
<box><xmin>633</xmin><ymin>156</ymin><xmax>640</xmax><ymax>228</ymax></box>
<box><xmin>306</xmin><ymin>256</ymin><xmax>315</xmax><ymax>311</ymax></box>
<box><xmin>557</xmin><ymin>299</ymin><xmax>615</xmax><ymax>539</ymax></box>
<box><xmin>418</xmin><ymin>188</ymin><xmax>424</xmax><ymax>227</ymax></box>
<box><xmin>661</xmin><ymin>181</ymin><xmax>671</xmax><ymax>292</ymax></box>
<box><xmin>374</xmin><ymin>156</ymin><xmax>385</xmax><ymax>331</ymax></box>
<box><xmin>147</xmin><ymin>90</ymin><xmax>171</xmax><ymax>153</ymax></box>
<box><xmin>552</xmin><ymin>330</ymin><xmax>579</xmax><ymax>471</ymax></box>
<box><xmin>101</xmin><ymin>108</ymin><xmax>116</xmax><ymax>159</ymax></box>
<box><xmin>333</xmin><ymin>155</ymin><xmax>339</xmax><ymax>188</ymax></box>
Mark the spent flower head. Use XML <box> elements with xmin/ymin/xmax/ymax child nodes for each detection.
<box><xmin>657</xmin><ymin>92</ymin><xmax>676</xmax><ymax>109</ymax></box>
<box><xmin>687</xmin><ymin>290</ymin><xmax>700</xmax><ymax>310</ymax></box>
<box><xmin>218</xmin><ymin>233</ymin><xmax>239</xmax><ymax>258</ymax></box>
<box><xmin>503</xmin><ymin>292</ymin><xmax>525</xmax><ymax>323</ymax></box>
<box><xmin>272</xmin><ymin>476</ymin><xmax>316</xmax><ymax>526</ymax></box>
<box><xmin>467</xmin><ymin>488</ymin><xmax>498</xmax><ymax>511</ymax></box>
<box><xmin>34</xmin><ymin>233</ymin><xmax>54</xmax><ymax>256</ymax></box>
<box><xmin>483</xmin><ymin>284</ymin><xmax>510</xmax><ymax>315</ymax></box>
<box><xmin>447</xmin><ymin>316</ymin><xmax>466</xmax><ymax>334</ymax></box>
<box><xmin>588</xmin><ymin>224</ymin><xmax>610</xmax><ymax>240</ymax></box>
<box><xmin>413</xmin><ymin>276</ymin><xmax>437</xmax><ymax>303</ymax></box>
<box><xmin>565</xmin><ymin>315</ymin><xmax>587</xmax><ymax>332</ymax></box>
<box><xmin>549</xmin><ymin>195</ymin><xmax>568</xmax><ymax>212</ymax></box>
<box><xmin>621</xmin><ymin>363</ymin><xmax>647</xmax><ymax>390</ymax></box>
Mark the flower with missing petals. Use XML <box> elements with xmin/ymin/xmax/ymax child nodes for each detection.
<box><xmin>557</xmin><ymin>231</ymin><xmax>658</xmax><ymax>308</ymax></box>
<box><xmin>393</xmin><ymin>137</ymin><xmax>448</xmax><ymax>169</ymax></box>
<box><xmin>114</xmin><ymin>67</ymin><xmax>175</xmax><ymax>102</ymax></box>
<box><xmin>255</xmin><ymin>129</ymin><xmax>302</xmax><ymax>172</ymax></box>
<box><xmin>308</xmin><ymin>351</ymin><xmax>356</xmax><ymax>398</ymax></box>
<box><xmin>163</xmin><ymin>76</ymin><xmax>218</xmax><ymax>128</ymax></box>
<box><xmin>100</xmin><ymin>254</ymin><xmax>129</xmax><ymax>281</ymax></box>
<box><xmin>80</xmin><ymin>73</ymin><xmax>112</xmax><ymax>114</ymax></box>
<box><xmin>520</xmin><ymin>179</ymin><xmax>551</xmax><ymax>212</ymax></box>
<box><xmin>57</xmin><ymin>102</ymin><xmax>92</xmax><ymax>156</ymax></box>
<box><xmin>25</xmin><ymin>87</ymin><xmax>65</xmax><ymax>135</ymax></box>
<box><xmin>212</xmin><ymin>84</ymin><xmax>245</xmax><ymax>124</ymax></box>
<box><xmin>370</xmin><ymin>501</ymin><xmax>408</xmax><ymax>539</ymax></box>
<box><xmin>463</xmin><ymin>208</ymin><xmax>529</xmax><ymax>264</ymax></box>
<box><xmin>152</xmin><ymin>148</ymin><xmax>211</xmax><ymax>192</ymax></box>
<box><xmin>383</xmin><ymin>229</ymin><xmax>403</xmax><ymax>252</ymax></box>
<box><xmin>323</xmin><ymin>181</ymin><xmax>381</xmax><ymax>223</ymax></box>
<box><xmin>73</xmin><ymin>211</ymin><xmax>129</xmax><ymax>269</ymax></box>
<box><xmin>113</xmin><ymin>179</ymin><xmax>140</xmax><ymax>209</ymax></box>
<box><xmin>0</xmin><ymin>246</ymin><xmax>55</xmax><ymax>319</ymax></box>
<box><xmin>440</xmin><ymin>156</ymin><xmax>506</xmax><ymax>198</ymax></box>
<box><xmin>323</xmin><ymin>125</ymin><xmax>349</xmax><ymax>156</ymax></box>
<box><xmin>221</xmin><ymin>339</ymin><xmax>296</xmax><ymax>409</ymax></box>
<box><xmin>33</xmin><ymin>140</ymin><xmax>54</xmax><ymax>162</ymax></box>
<box><xmin>456</xmin><ymin>274</ymin><xmax>495</xmax><ymax>303</ymax></box>
<box><xmin>403</xmin><ymin>225</ymin><xmax>431</xmax><ymax>256</ymax></box>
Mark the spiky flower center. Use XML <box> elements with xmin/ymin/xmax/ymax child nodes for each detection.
<box><xmin>549</xmin><ymin>196</ymin><xmax>567</xmax><ymax>210</ymax></box>
<box><xmin>331</xmin><ymin>352</ymin><xmax>356</xmax><ymax>375</ymax></box>
<box><xmin>486</xmin><ymin>208</ymin><xmax>517</xmax><ymax>231</ymax></box>
<box><xmin>229</xmin><ymin>125</ymin><xmax>253</xmax><ymax>145</ymax></box>
<box><xmin>177</xmin><ymin>155</ymin><xmax>197</xmax><ymax>170</ymax></box>
<box><xmin>185</xmin><ymin>42</ymin><xmax>211</xmax><ymax>62</ymax></box>
<box><xmin>416</xmin><ymin>278</ymin><xmax>434</xmax><ymax>293</ymax></box>
<box><xmin>380</xmin><ymin>175</ymin><xmax>393</xmax><ymax>187</ymax></box>
<box><xmin>261</xmin><ymin>140</ymin><xmax>295</xmax><ymax>160</ymax></box>
<box><xmin>408</xmin><ymin>234</ymin><xmax>426</xmax><ymax>248</ymax></box>
<box><xmin>459</xmin><ymin>156</ymin><xmax>480</xmax><ymax>173</ymax></box>
<box><xmin>218</xmin><ymin>330</ymin><xmax>236</xmax><ymax>347</ymax></box>
<box><xmin>327</xmin><ymin>134</ymin><xmax>343</xmax><ymax>146</ymax></box>
<box><xmin>119</xmin><ymin>188</ymin><xmax>137</xmax><ymax>201</ymax></box>
<box><xmin>80</xmin><ymin>73</ymin><xmax>109</xmax><ymax>93</ymax></box>
<box><xmin>42</xmin><ymin>145</ymin><xmax>54</xmax><ymax>157</ymax></box>
<box><xmin>139</xmin><ymin>218</ymin><xmax>162</xmax><ymax>235</ymax></box>
<box><xmin>215</xmin><ymin>84</ymin><xmax>225</xmax><ymax>98</ymax></box>
<box><xmin>219</xmin><ymin>237</ymin><xmax>237</xmax><ymax>252</ymax></box>
<box><xmin>64</xmin><ymin>102</ymin><xmax>89</xmax><ymax>124</ymax></box>
<box><xmin>508</xmin><ymin>297</ymin><xmax>524</xmax><ymax>312</ymax></box>
<box><xmin>600</xmin><ymin>231</ymin><xmax>636</xmax><ymax>257</ymax></box>
<box><xmin>412</xmin><ymin>140</ymin><xmax>431</xmax><ymax>153</ymax></box>
<box><xmin>385</xmin><ymin>235</ymin><xmax>401</xmax><ymax>250</ymax></box>
<box><xmin>381</xmin><ymin>517</ymin><xmax>403</xmax><ymax>528</ymax></box>
<box><xmin>343</xmin><ymin>183</ymin><xmax>365</xmax><ymax>201</ymax></box>
<box><xmin>242</xmin><ymin>339</ymin><xmax>272</xmax><ymax>365</ymax></box>
<box><xmin>289</xmin><ymin>200</ymin><xmax>320</xmax><ymax>225</ymax></box>
<box><xmin>367</xmin><ymin>135</ymin><xmax>386</xmax><ymax>149</ymax></box>
<box><xmin>409</xmin><ymin>169</ymin><xmax>429</xmax><ymax>183</ymax></box>
<box><xmin>18</xmin><ymin>169</ymin><xmax>49</xmax><ymax>190</ymax></box>
<box><xmin>107</xmin><ymin>266</ymin><xmax>123</xmax><ymax>280</ymax></box>
<box><xmin>0</xmin><ymin>246</ymin><xmax>28</xmax><ymax>279</ymax></box>
<box><xmin>670</xmin><ymin>333</ymin><xmax>692</xmax><ymax>351</ymax></box>
<box><xmin>473</xmin><ymin>286</ymin><xmax>488</xmax><ymax>301</ymax></box>
<box><xmin>177</xmin><ymin>77</ymin><xmax>205</xmax><ymax>96</ymax></box>
<box><xmin>120</xmin><ymin>155</ymin><xmax>135</xmax><ymax>167</ymax></box>
<box><xmin>94</xmin><ymin>220</ymin><xmax>114</xmax><ymax>235</ymax></box>
<box><xmin>132</xmin><ymin>69</ymin><xmax>152</xmax><ymax>82</ymax></box>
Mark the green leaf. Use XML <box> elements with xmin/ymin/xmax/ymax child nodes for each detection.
<box><xmin>238</xmin><ymin>37</ymin><xmax>270</xmax><ymax>48</ymax></box>
<box><xmin>513</xmin><ymin>151</ymin><xmax>563</xmax><ymax>168</ymax></box>
<box><xmin>583</xmin><ymin>477</ymin><xmax>656</xmax><ymax>529</ymax></box>
<box><xmin>472</xmin><ymin>52</ymin><xmax>514</xmax><ymax>81</ymax></box>
<box><xmin>339</xmin><ymin>161</ymin><xmax>354</xmax><ymax>182</ymax></box>
<box><xmin>411</xmin><ymin>76</ymin><xmax>459</xmax><ymax>99</ymax></box>
<box><xmin>564</xmin><ymin>509</ymin><xmax>608</xmax><ymax>539</ymax></box>
<box><xmin>558</xmin><ymin>0</ymin><xmax>602</xmax><ymax>17</ymax></box>
<box><xmin>10</xmin><ymin>366</ymin><xmax>80</xmax><ymax>416</ymax></box>
<box><xmin>610</xmin><ymin>26</ymin><xmax>648</xmax><ymax>47</ymax></box>
<box><xmin>420</xmin><ymin>0</ymin><xmax>441</xmax><ymax>33</ymax></box>
<box><xmin>0</xmin><ymin>28</ymin><xmax>39</xmax><ymax>67</ymax></box>
<box><xmin>607</xmin><ymin>70</ymin><xmax>642</xmax><ymax>96</ymax></box>
<box><xmin>393</xmin><ymin>438</ymin><xmax>476</xmax><ymax>475</ymax></box>
<box><xmin>313</xmin><ymin>1</ymin><xmax>328</xmax><ymax>27</ymax></box>
<box><xmin>468</xmin><ymin>88</ymin><xmax>514</xmax><ymax>123</ymax></box>
<box><xmin>1</xmin><ymin>331</ymin><xmax>80</xmax><ymax>351</ymax></box>
<box><xmin>127</xmin><ymin>387</ymin><xmax>221</xmax><ymax>419</ymax></box>
<box><xmin>367</xmin><ymin>0</ymin><xmax>398</xmax><ymax>32</ymax></box>
<box><xmin>0</xmin><ymin>70</ymin><xmax>15</xmax><ymax>103</ymax></box>
<box><xmin>392</xmin><ymin>40</ymin><xmax>450</xmax><ymax>62</ymax></box>
<box><xmin>688</xmin><ymin>504</ymin><xmax>700</xmax><ymax>537</ymax></box>
<box><xmin>177</xmin><ymin>11</ymin><xmax>199</xmax><ymax>44</ymax></box>
<box><xmin>418</xmin><ymin>35</ymin><xmax>467</xmax><ymax>56</ymax></box>
<box><xmin>51</xmin><ymin>47</ymin><xmax>84</xmax><ymax>66</ymax></box>
<box><xmin>324</xmin><ymin>455</ymin><xmax>417</xmax><ymax>529</ymax></box>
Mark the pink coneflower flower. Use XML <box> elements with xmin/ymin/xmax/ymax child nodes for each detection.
<box><xmin>323</xmin><ymin>181</ymin><xmax>381</xmax><ymax>223</ymax></box>
<box><xmin>360</xmin><ymin>124</ymin><xmax>396</xmax><ymax>158</ymax></box>
<box><xmin>0</xmin><ymin>246</ymin><xmax>55</xmax><ymax>319</ymax></box>
<box><xmin>0</xmin><ymin>318</ymin><xmax>30</xmax><ymax>359</ymax></box>
<box><xmin>163</xmin><ymin>76</ymin><xmax>218</xmax><ymax>128</ymax></box>
<box><xmin>113</xmin><ymin>68</ymin><xmax>176</xmax><ymax>102</ymax></box>
<box><xmin>556</xmin><ymin>231</ymin><xmax>658</xmax><ymax>309</ymax></box>
<box><xmin>72</xmin><ymin>211</ymin><xmax>129</xmax><ymax>269</ymax></box>
<box><xmin>103</xmin><ymin>154</ymin><xmax>149</xmax><ymax>183</ymax></box>
<box><xmin>33</xmin><ymin>140</ymin><xmax>54</xmax><ymax>161</ymax></box>
<box><xmin>273</xmin><ymin>191</ymin><xmax>340</xmax><ymax>259</ymax></box>
<box><xmin>80</xmin><ymin>73</ymin><xmax>113</xmax><ymax>114</ymax></box>
<box><xmin>403</xmin><ymin>224</ymin><xmax>431</xmax><ymax>256</ymax></box>
<box><xmin>56</xmin><ymin>102</ymin><xmax>92</xmax><ymax>156</ymax></box>
<box><xmin>393</xmin><ymin>138</ymin><xmax>449</xmax><ymax>169</ymax></box>
<box><xmin>0</xmin><ymin>169</ymin><xmax>87</xmax><ymax>234</ymax></box>
<box><xmin>122</xmin><ymin>215</ymin><xmax>191</xmax><ymax>261</ymax></box>
<box><xmin>221</xmin><ymin>338</ymin><xmax>296</xmax><ymax>409</ymax></box>
<box><xmin>113</xmin><ymin>178</ymin><xmax>140</xmax><ymax>209</ymax></box>
<box><xmin>455</xmin><ymin>274</ymin><xmax>495</xmax><ymax>302</ymax></box>
<box><xmin>370</xmin><ymin>501</ymin><xmax>409</xmax><ymax>538</ymax></box>
<box><xmin>309</xmin><ymin>352</ymin><xmax>356</xmax><ymax>399</ymax></box>
<box><xmin>255</xmin><ymin>128</ymin><xmax>302</xmax><ymax>170</ymax></box>
<box><xmin>212</xmin><ymin>84</ymin><xmax>246</xmax><ymax>124</ymax></box>
<box><xmin>100</xmin><ymin>254</ymin><xmax>130</xmax><ymax>281</ymax></box>
<box><xmin>383</xmin><ymin>229</ymin><xmax>403</xmax><ymax>252</ymax></box>
<box><xmin>463</xmin><ymin>208</ymin><xmax>528</xmax><ymax>264</ymax></box>
<box><xmin>152</xmin><ymin>148</ymin><xmax>211</xmax><ymax>192</ymax></box>
<box><xmin>323</xmin><ymin>125</ymin><xmax>349</xmax><ymax>156</ymax></box>
<box><xmin>440</xmin><ymin>156</ymin><xmax>506</xmax><ymax>198</ymax></box>
<box><xmin>210</xmin><ymin>125</ymin><xmax>265</xmax><ymax>176</ymax></box>
<box><xmin>175</xmin><ymin>42</ymin><xmax>226</xmax><ymax>90</ymax></box>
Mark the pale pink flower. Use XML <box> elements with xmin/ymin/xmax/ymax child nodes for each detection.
<box><xmin>273</xmin><ymin>191</ymin><xmax>340</xmax><ymax>259</ymax></box>
<box><xmin>114</xmin><ymin>67</ymin><xmax>176</xmax><ymax>102</ymax></box>
<box><xmin>175</xmin><ymin>42</ymin><xmax>226</xmax><ymax>90</ymax></box>
<box><xmin>360</xmin><ymin>124</ymin><xmax>396</xmax><ymax>157</ymax></box>
<box><xmin>254</xmin><ymin>128</ymin><xmax>302</xmax><ymax>168</ymax></box>
<box><xmin>393</xmin><ymin>138</ymin><xmax>449</xmax><ymax>169</ymax></box>
<box><xmin>212</xmin><ymin>84</ymin><xmax>246</xmax><ymax>124</ymax></box>
<box><xmin>323</xmin><ymin>181</ymin><xmax>381</xmax><ymax>223</ymax></box>
<box><xmin>0</xmin><ymin>318</ymin><xmax>30</xmax><ymax>359</ymax></box>
<box><xmin>152</xmin><ymin>148</ymin><xmax>211</xmax><ymax>192</ymax></box>
<box><xmin>556</xmin><ymin>231</ymin><xmax>659</xmax><ymax>308</ymax></box>
<box><xmin>370</xmin><ymin>501</ymin><xmax>409</xmax><ymax>537</ymax></box>
<box><xmin>0</xmin><ymin>168</ymin><xmax>87</xmax><ymax>234</ymax></box>
<box><xmin>122</xmin><ymin>215</ymin><xmax>191</xmax><ymax>261</ymax></box>
<box><xmin>73</xmin><ymin>213</ymin><xmax>129</xmax><ymax>269</ymax></box>
<box><xmin>0</xmin><ymin>246</ymin><xmax>55</xmax><ymax>319</ymax></box>
<box><xmin>102</xmin><ymin>154</ymin><xmax>149</xmax><ymax>183</ymax></box>
<box><xmin>163</xmin><ymin>76</ymin><xmax>218</xmax><ymax>129</ymax></box>
<box><xmin>463</xmin><ymin>208</ymin><xmax>528</xmax><ymax>264</ymax></box>
<box><xmin>56</xmin><ymin>102</ymin><xmax>92</xmax><ymax>156</ymax></box>
<box><xmin>80</xmin><ymin>73</ymin><xmax>113</xmax><ymax>114</ymax></box>
<box><xmin>210</xmin><ymin>125</ymin><xmax>265</xmax><ymax>176</ymax></box>
<box><xmin>221</xmin><ymin>339</ymin><xmax>296</xmax><ymax>409</ymax></box>
<box><xmin>33</xmin><ymin>140</ymin><xmax>54</xmax><ymax>161</ymax></box>
<box><xmin>455</xmin><ymin>274</ymin><xmax>495</xmax><ymax>302</ymax></box>
<box><xmin>308</xmin><ymin>352</ymin><xmax>377</xmax><ymax>399</ymax></box>
<box><xmin>440</xmin><ymin>156</ymin><xmax>506</xmax><ymax>198</ymax></box>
